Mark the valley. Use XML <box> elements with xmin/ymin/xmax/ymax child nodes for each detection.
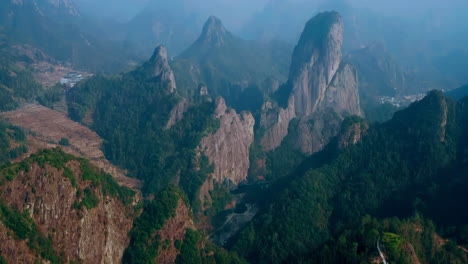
<box><xmin>0</xmin><ymin>1</ymin><xmax>467</xmax><ymax>263</ymax></box>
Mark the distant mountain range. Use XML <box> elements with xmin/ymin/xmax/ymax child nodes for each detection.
<box><xmin>171</xmin><ymin>16</ymin><xmax>291</xmax><ymax>112</ymax></box>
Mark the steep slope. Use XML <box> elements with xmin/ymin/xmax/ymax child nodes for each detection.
<box><xmin>0</xmin><ymin>148</ymin><xmax>136</xmax><ymax>264</ymax></box>
<box><xmin>198</xmin><ymin>97</ymin><xmax>255</xmax><ymax>213</ymax></box>
<box><xmin>261</xmin><ymin>11</ymin><xmax>361</xmax><ymax>154</ymax></box>
<box><xmin>0</xmin><ymin>104</ymin><xmax>141</xmax><ymax>190</ymax></box>
<box><xmin>231</xmin><ymin>91</ymin><xmax>468</xmax><ymax>263</ymax></box>
<box><xmin>199</xmin><ymin>97</ymin><xmax>255</xmax><ymax>186</ymax></box>
<box><xmin>140</xmin><ymin>45</ymin><xmax>177</xmax><ymax>93</ymax></box>
<box><xmin>172</xmin><ymin>16</ymin><xmax>291</xmax><ymax>111</ymax></box>
<box><xmin>0</xmin><ymin>0</ymin><xmax>131</xmax><ymax>72</ymax></box>
<box><xmin>123</xmin><ymin>186</ymin><xmax>246</xmax><ymax>264</ymax></box>
<box><xmin>67</xmin><ymin>45</ymin><xmax>235</xmax><ymax>206</ymax></box>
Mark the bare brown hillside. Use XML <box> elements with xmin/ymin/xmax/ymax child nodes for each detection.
<box><xmin>1</xmin><ymin>104</ymin><xmax>141</xmax><ymax>190</ymax></box>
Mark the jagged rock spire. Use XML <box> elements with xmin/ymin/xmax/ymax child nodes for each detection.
<box><xmin>147</xmin><ymin>45</ymin><xmax>177</xmax><ymax>93</ymax></box>
<box><xmin>198</xmin><ymin>16</ymin><xmax>228</xmax><ymax>47</ymax></box>
<box><xmin>289</xmin><ymin>11</ymin><xmax>344</xmax><ymax>116</ymax></box>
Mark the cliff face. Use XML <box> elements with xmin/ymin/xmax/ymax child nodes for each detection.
<box><xmin>0</xmin><ymin>151</ymin><xmax>136</xmax><ymax>264</ymax></box>
<box><xmin>200</xmin><ymin>97</ymin><xmax>255</xmax><ymax>185</ymax></box>
<box><xmin>261</xmin><ymin>11</ymin><xmax>362</xmax><ymax>154</ymax></box>
<box><xmin>321</xmin><ymin>63</ymin><xmax>361</xmax><ymax>116</ymax></box>
<box><xmin>290</xmin><ymin>11</ymin><xmax>344</xmax><ymax>117</ymax></box>
<box><xmin>260</xmin><ymin>97</ymin><xmax>296</xmax><ymax>152</ymax></box>
<box><xmin>198</xmin><ymin>97</ymin><xmax>254</xmax><ymax>211</ymax></box>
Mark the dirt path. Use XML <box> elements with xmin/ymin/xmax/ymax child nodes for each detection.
<box><xmin>1</xmin><ymin>104</ymin><xmax>141</xmax><ymax>191</ymax></box>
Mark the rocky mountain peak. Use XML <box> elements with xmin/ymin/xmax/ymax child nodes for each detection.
<box><xmin>289</xmin><ymin>11</ymin><xmax>344</xmax><ymax>116</ymax></box>
<box><xmin>261</xmin><ymin>11</ymin><xmax>362</xmax><ymax>154</ymax></box>
<box><xmin>199</xmin><ymin>16</ymin><xmax>229</xmax><ymax>47</ymax></box>
<box><xmin>147</xmin><ymin>45</ymin><xmax>177</xmax><ymax>92</ymax></box>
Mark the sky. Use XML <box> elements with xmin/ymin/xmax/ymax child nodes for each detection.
<box><xmin>74</xmin><ymin>0</ymin><xmax>269</xmax><ymax>30</ymax></box>
<box><xmin>73</xmin><ymin>0</ymin><xmax>468</xmax><ymax>29</ymax></box>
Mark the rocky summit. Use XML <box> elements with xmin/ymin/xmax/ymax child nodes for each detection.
<box><xmin>261</xmin><ymin>11</ymin><xmax>362</xmax><ymax>154</ymax></box>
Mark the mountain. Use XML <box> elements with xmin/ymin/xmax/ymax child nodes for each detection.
<box><xmin>3</xmin><ymin>0</ymin><xmax>81</xmax><ymax>18</ymax></box>
<box><xmin>447</xmin><ymin>84</ymin><xmax>468</xmax><ymax>100</ymax></box>
<box><xmin>260</xmin><ymin>11</ymin><xmax>361</xmax><ymax>154</ymax></box>
<box><xmin>172</xmin><ymin>16</ymin><xmax>291</xmax><ymax>112</ymax></box>
<box><xmin>288</xmin><ymin>11</ymin><xmax>360</xmax><ymax>117</ymax></box>
<box><xmin>230</xmin><ymin>91</ymin><xmax>468</xmax><ymax>263</ymax></box>
<box><xmin>123</xmin><ymin>0</ymin><xmax>202</xmax><ymax>57</ymax></box>
<box><xmin>243</xmin><ymin>0</ymin><xmax>468</xmax><ymax>93</ymax></box>
<box><xmin>0</xmin><ymin>0</ymin><xmax>133</xmax><ymax>72</ymax></box>
<box><xmin>0</xmin><ymin>147</ymin><xmax>242</xmax><ymax>263</ymax></box>
<box><xmin>345</xmin><ymin>42</ymin><xmax>411</xmax><ymax>97</ymax></box>
<box><xmin>0</xmin><ymin>43</ymin><xmax>246</xmax><ymax>262</ymax></box>
<box><xmin>0</xmin><ymin>148</ymin><xmax>136</xmax><ymax>263</ymax></box>
<box><xmin>67</xmin><ymin>45</ymin><xmax>256</xmax><ymax>220</ymax></box>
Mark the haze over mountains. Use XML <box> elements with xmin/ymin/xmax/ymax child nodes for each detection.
<box><xmin>0</xmin><ymin>0</ymin><xmax>467</xmax><ymax>263</ymax></box>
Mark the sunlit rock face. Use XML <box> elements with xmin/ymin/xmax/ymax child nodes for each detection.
<box><xmin>261</xmin><ymin>11</ymin><xmax>362</xmax><ymax>154</ymax></box>
<box><xmin>198</xmin><ymin>97</ymin><xmax>255</xmax><ymax>211</ymax></box>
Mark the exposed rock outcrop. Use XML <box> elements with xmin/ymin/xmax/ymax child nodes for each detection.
<box><xmin>261</xmin><ymin>11</ymin><xmax>362</xmax><ymax>154</ymax></box>
<box><xmin>0</xmin><ymin>222</ymin><xmax>36</xmax><ymax>263</ymax></box>
<box><xmin>321</xmin><ymin>63</ymin><xmax>361</xmax><ymax>116</ymax></box>
<box><xmin>295</xmin><ymin>110</ymin><xmax>343</xmax><ymax>154</ymax></box>
<box><xmin>0</xmin><ymin>157</ymin><xmax>136</xmax><ymax>264</ymax></box>
<box><xmin>156</xmin><ymin>199</ymin><xmax>194</xmax><ymax>264</ymax></box>
<box><xmin>198</xmin><ymin>97</ymin><xmax>255</xmax><ymax>212</ymax></box>
<box><xmin>338</xmin><ymin>119</ymin><xmax>369</xmax><ymax>149</ymax></box>
<box><xmin>290</xmin><ymin>11</ymin><xmax>344</xmax><ymax>117</ymax></box>
<box><xmin>200</xmin><ymin>97</ymin><xmax>255</xmax><ymax>185</ymax></box>
<box><xmin>144</xmin><ymin>45</ymin><xmax>177</xmax><ymax>93</ymax></box>
<box><xmin>260</xmin><ymin>97</ymin><xmax>296</xmax><ymax>152</ymax></box>
<box><xmin>165</xmin><ymin>98</ymin><xmax>189</xmax><ymax>129</ymax></box>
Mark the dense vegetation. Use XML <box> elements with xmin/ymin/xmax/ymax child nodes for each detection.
<box><xmin>171</xmin><ymin>17</ymin><xmax>290</xmax><ymax>112</ymax></box>
<box><xmin>230</xmin><ymin>91</ymin><xmax>468</xmax><ymax>263</ymax></box>
<box><xmin>0</xmin><ymin>119</ymin><xmax>28</xmax><ymax>162</ymax></box>
<box><xmin>0</xmin><ymin>35</ymin><xmax>42</xmax><ymax>111</ymax></box>
<box><xmin>123</xmin><ymin>186</ymin><xmax>184</xmax><ymax>263</ymax></box>
<box><xmin>123</xmin><ymin>186</ymin><xmax>245</xmax><ymax>264</ymax></box>
<box><xmin>37</xmin><ymin>83</ymin><xmax>65</xmax><ymax>109</ymax></box>
<box><xmin>176</xmin><ymin>228</ymin><xmax>247</xmax><ymax>264</ymax></box>
<box><xmin>311</xmin><ymin>215</ymin><xmax>467</xmax><ymax>263</ymax></box>
<box><xmin>0</xmin><ymin>148</ymin><xmax>135</xmax><ymax>205</ymax></box>
<box><xmin>67</xmin><ymin>67</ymin><xmax>219</xmax><ymax>201</ymax></box>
